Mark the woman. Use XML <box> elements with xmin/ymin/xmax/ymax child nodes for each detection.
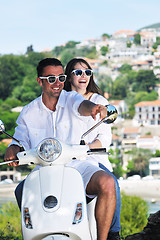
<box><xmin>64</xmin><ymin>58</ymin><xmax>121</xmax><ymax>240</ymax></box>
<box><xmin>64</xmin><ymin>58</ymin><xmax>113</xmax><ymax>172</ymax></box>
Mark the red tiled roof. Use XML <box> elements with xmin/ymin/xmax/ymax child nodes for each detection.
<box><xmin>131</xmin><ymin>61</ymin><xmax>148</xmax><ymax>65</ymax></box>
<box><xmin>124</xmin><ymin>128</ymin><xmax>140</xmax><ymax>134</ymax></box>
<box><xmin>112</xmin><ymin>135</ymin><xmax>119</xmax><ymax>140</ymax></box>
<box><xmin>139</xmin><ymin>135</ymin><xmax>153</xmax><ymax>139</ymax></box>
<box><xmin>135</xmin><ymin>100</ymin><xmax>160</xmax><ymax>107</ymax></box>
<box><xmin>1</xmin><ymin>139</ymin><xmax>12</xmax><ymax>144</ymax></box>
<box><xmin>109</xmin><ymin>100</ymin><xmax>122</xmax><ymax>105</ymax></box>
<box><xmin>114</xmin><ymin>30</ymin><xmax>137</xmax><ymax>35</ymax></box>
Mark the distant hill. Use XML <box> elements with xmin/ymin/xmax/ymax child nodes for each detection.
<box><xmin>138</xmin><ymin>22</ymin><xmax>160</xmax><ymax>31</ymax></box>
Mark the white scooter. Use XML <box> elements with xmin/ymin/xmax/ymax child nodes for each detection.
<box><xmin>0</xmin><ymin>105</ymin><xmax>117</xmax><ymax>240</ymax></box>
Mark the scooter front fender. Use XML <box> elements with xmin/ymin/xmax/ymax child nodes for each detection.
<box><xmin>21</xmin><ymin>165</ymin><xmax>92</xmax><ymax>240</ymax></box>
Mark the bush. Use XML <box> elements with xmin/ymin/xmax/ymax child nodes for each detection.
<box><xmin>0</xmin><ymin>202</ymin><xmax>22</xmax><ymax>239</ymax></box>
<box><xmin>120</xmin><ymin>192</ymin><xmax>148</xmax><ymax>239</ymax></box>
<box><xmin>0</xmin><ymin>193</ymin><xmax>149</xmax><ymax>240</ymax></box>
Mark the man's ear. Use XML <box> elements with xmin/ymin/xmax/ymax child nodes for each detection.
<box><xmin>37</xmin><ymin>77</ymin><xmax>42</xmax><ymax>86</ymax></box>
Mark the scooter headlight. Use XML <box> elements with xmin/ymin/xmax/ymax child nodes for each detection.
<box><xmin>37</xmin><ymin>138</ymin><xmax>62</xmax><ymax>162</ymax></box>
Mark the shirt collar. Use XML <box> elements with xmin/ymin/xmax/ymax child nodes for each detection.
<box><xmin>56</xmin><ymin>90</ymin><xmax>66</xmax><ymax>108</ymax></box>
<box><xmin>40</xmin><ymin>90</ymin><xmax>66</xmax><ymax>112</ymax></box>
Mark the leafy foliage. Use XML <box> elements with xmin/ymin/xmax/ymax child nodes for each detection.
<box><xmin>0</xmin><ymin>202</ymin><xmax>22</xmax><ymax>240</ymax></box>
<box><xmin>97</xmin><ymin>74</ymin><xmax>112</xmax><ymax>95</ymax></box>
<box><xmin>126</xmin><ymin>148</ymin><xmax>152</xmax><ymax>177</ymax></box>
<box><xmin>109</xmin><ymin>148</ymin><xmax>125</xmax><ymax>178</ymax></box>
<box><xmin>133</xmin><ymin>33</ymin><xmax>141</xmax><ymax>45</ymax></box>
<box><xmin>120</xmin><ymin>192</ymin><xmax>148</xmax><ymax>239</ymax></box>
<box><xmin>100</xmin><ymin>46</ymin><xmax>109</xmax><ymax>56</ymax></box>
<box><xmin>0</xmin><ymin>193</ymin><xmax>149</xmax><ymax>240</ymax></box>
<box><xmin>119</xmin><ymin>64</ymin><xmax>132</xmax><ymax>73</ymax></box>
<box><xmin>0</xmin><ymin>55</ymin><xmax>26</xmax><ymax>100</ymax></box>
<box><xmin>132</xmin><ymin>70</ymin><xmax>157</xmax><ymax>93</ymax></box>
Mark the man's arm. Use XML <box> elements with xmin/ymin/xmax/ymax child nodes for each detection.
<box><xmin>78</xmin><ymin>100</ymin><xmax>107</xmax><ymax>120</ymax></box>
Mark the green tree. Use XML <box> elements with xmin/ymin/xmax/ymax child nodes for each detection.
<box><xmin>120</xmin><ymin>192</ymin><xmax>148</xmax><ymax>239</ymax></box>
<box><xmin>25</xmin><ymin>52</ymin><xmax>47</xmax><ymax>67</ymax></box>
<box><xmin>109</xmin><ymin>148</ymin><xmax>124</xmax><ymax>178</ymax></box>
<box><xmin>132</xmin><ymin>70</ymin><xmax>157</xmax><ymax>93</ymax></box>
<box><xmin>127</xmin><ymin>70</ymin><xmax>138</xmax><ymax>85</ymax></box>
<box><xmin>85</xmin><ymin>46</ymin><xmax>98</xmax><ymax>59</ymax></box>
<box><xmin>152</xmin><ymin>42</ymin><xmax>158</xmax><ymax>50</ymax></box>
<box><xmin>119</xmin><ymin>64</ymin><xmax>132</xmax><ymax>73</ymax></box>
<box><xmin>134</xmin><ymin>90</ymin><xmax>158</xmax><ymax>103</ymax></box>
<box><xmin>127</xmin><ymin>148</ymin><xmax>152</xmax><ymax>177</ymax></box>
<box><xmin>134</xmin><ymin>33</ymin><xmax>141</xmax><ymax>45</ymax></box>
<box><xmin>127</xmin><ymin>41</ymin><xmax>132</xmax><ymax>48</ymax></box>
<box><xmin>111</xmin><ymin>75</ymin><xmax>128</xmax><ymax>99</ymax></box>
<box><xmin>101</xmin><ymin>33</ymin><xmax>110</xmax><ymax>39</ymax></box>
<box><xmin>0</xmin><ymin>111</ymin><xmax>19</xmax><ymax>139</ymax></box>
<box><xmin>100</xmin><ymin>46</ymin><xmax>109</xmax><ymax>56</ymax></box>
<box><xmin>97</xmin><ymin>74</ymin><xmax>112</xmax><ymax>95</ymax></box>
<box><xmin>26</xmin><ymin>45</ymin><xmax>34</xmax><ymax>54</ymax></box>
<box><xmin>0</xmin><ymin>55</ymin><xmax>26</xmax><ymax>100</ymax></box>
<box><xmin>52</xmin><ymin>46</ymin><xmax>65</xmax><ymax>57</ymax></box>
<box><xmin>65</xmin><ymin>41</ymin><xmax>80</xmax><ymax>49</ymax></box>
<box><xmin>0</xmin><ymin>142</ymin><xmax>8</xmax><ymax>170</ymax></box>
<box><xmin>60</xmin><ymin>49</ymin><xmax>75</xmax><ymax>66</ymax></box>
<box><xmin>153</xmin><ymin>150</ymin><xmax>160</xmax><ymax>157</ymax></box>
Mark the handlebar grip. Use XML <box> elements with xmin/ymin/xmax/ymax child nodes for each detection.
<box><xmin>87</xmin><ymin>148</ymin><xmax>106</xmax><ymax>153</ymax></box>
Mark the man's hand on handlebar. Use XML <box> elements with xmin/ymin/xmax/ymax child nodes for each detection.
<box><xmin>91</xmin><ymin>104</ymin><xmax>107</xmax><ymax>120</ymax></box>
<box><xmin>4</xmin><ymin>145</ymin><xmax>21</xmax><ymax>167</ymax></box>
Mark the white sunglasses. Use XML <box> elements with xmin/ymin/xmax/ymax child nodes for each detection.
<box><xmin>71</xmin><ymin>69</ymin><xmax>93</xmax><ymax>77</ymax></box>
<box><xmin>39</xmin><ymin>75</ymin><xmax>67</xmax><ymax>84</ymax></box>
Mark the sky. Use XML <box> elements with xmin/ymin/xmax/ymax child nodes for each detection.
<box><xmin>0</xmin><ymin>0</ymin><xmax>160</xmax><ymax>55</ymax></box>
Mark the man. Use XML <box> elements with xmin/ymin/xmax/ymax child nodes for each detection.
<box><xmin>4</xmin><ymin>58</ymin><xmax>121</xmax><ymax>240</ymax></box>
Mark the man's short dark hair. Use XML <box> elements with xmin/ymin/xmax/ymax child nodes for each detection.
<box><xmin>37</xmin><ymin>58</ymin><xmax>63</xmax><ymax>77</ymax></box>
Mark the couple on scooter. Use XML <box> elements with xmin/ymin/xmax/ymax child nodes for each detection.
<box><xmin>4</xmin><ymin>57</ymin><xmax>121</xmax><ymax>240</ymax></box>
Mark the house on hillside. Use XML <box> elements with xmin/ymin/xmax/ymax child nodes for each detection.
<box><xmin>149</xmin><ymin>157</ymin><xmax>160</xmax><ymax>177</ymax></box>
<box><xmin>83</xmin><ymin>57</ymin><xmax>103</xmax><ymax>75</ymax></box>
<box><xmin>112</xmin><ymin>30</ymin><xmax>137</xmax><ymax>40</ymax></box>
<box><xmin>140</xmin><ymin>31</ymin><xmax>156</xmax><ymax>46</ymax></box>
<box><xmin>131</xmin><ymin>60</ymin><xmax>153</xmax><ymax>71</ymax></box>
<box><xmin>110</xmin><ymin>134</ymin><xmax>121</xmax><ymax>151</ymax></box>
<box><xmin>121</xmin><ymin>127</ymin><xmax>140</xmax><ymax>151</ymax></box>
<box><xmin>133</xmin><ymin>100</ymin><xmax>160</xmax><ymax>126</ymax></box>
<box><xmin>136</xmin><ymin>135</ymin><xmax>160</xmax><ymax>153</ymax></box>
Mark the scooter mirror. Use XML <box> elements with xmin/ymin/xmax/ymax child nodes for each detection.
<box><xmin>103</xmin><ymin>105</ymin><xmax>118</xmax><ymax>124</ymax></box>
<box><xmin>0</xmin><ymin>119</ymin><xmax>5</xmax><ymax>135</ymax></box>
<box><xmin>80</xmin><ymin>105</ymin><xmax>118</xmax><ymax>145</ymax></box>
<box><xmin>0</xmin><ymin>119</ymin><xmax>22</xmax><ymax>148</ymax></box>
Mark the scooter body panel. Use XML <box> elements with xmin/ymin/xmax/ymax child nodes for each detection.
<box><xmin>21</xmin><ymin>165</ymin><xmax>93</xmax><ymax>240</ymax></box>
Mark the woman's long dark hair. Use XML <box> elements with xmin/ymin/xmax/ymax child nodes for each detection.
<box><xmin>64</xmin><ymin>58</ymin><xmax>102</xmax><ymax>95</ymax></box>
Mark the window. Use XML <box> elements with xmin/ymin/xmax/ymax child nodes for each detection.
<box><xmin>139</xmin><ymin>107</ymin><xmax>141</xmax><ymax>112</ymax></box>
<box><xmin>152</xmin><ymin>107</ymin><xmax>155</xmax><ymax>111</ymax></box>
<box><xmin>152</xmin><ymin>170</ymin><xmax>159</xmax><ymax>175</ymax></box>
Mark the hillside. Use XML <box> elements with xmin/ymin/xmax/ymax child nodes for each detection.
<box><xmin>138</xmin><ymin>22</ymin><xmax>160</xmax><ymax>31</ymax></box>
